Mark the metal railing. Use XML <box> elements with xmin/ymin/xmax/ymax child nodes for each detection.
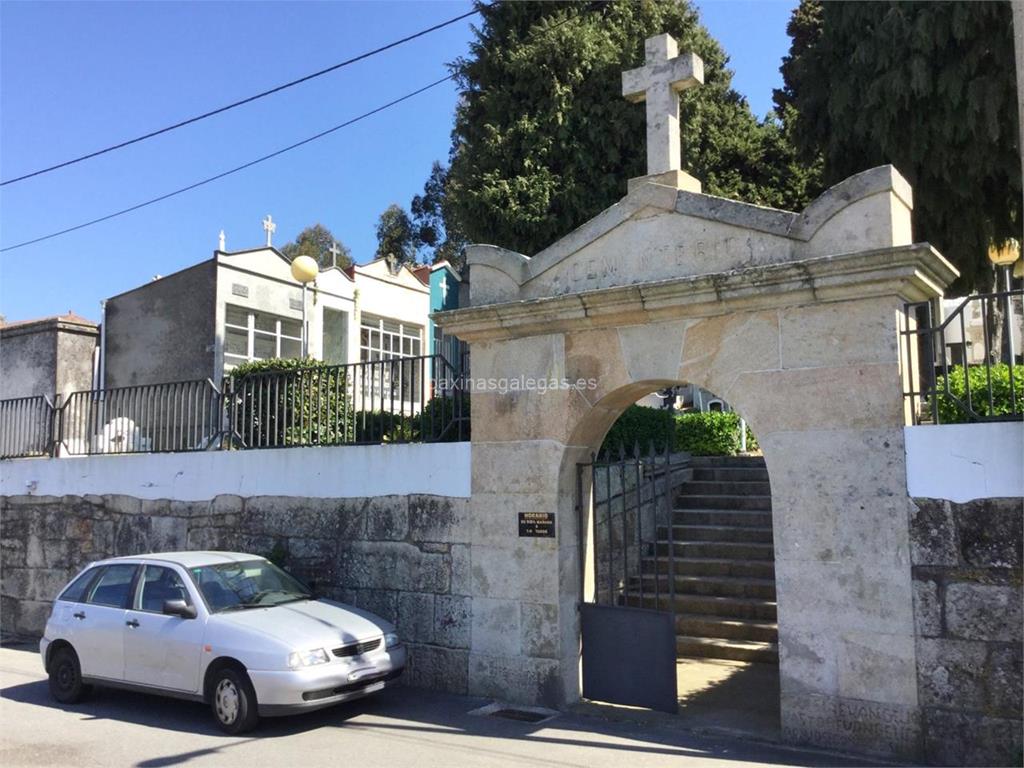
<box><xmin>57</xmin><ymin>379</ymin><xmax>223</xmax><ymax>455</ymax></box>
<box><xmin>0</xmin><ymin>352</ymin><xmax>470</xmax><ymax>459</ymax></box>
<box><xmin>223</xmin><ymin>354</ymin><xmax>469</xmax><ymax>449</ymax></box>
<box><xmin>902</xmin><ymin>290</ymin><xmax>1023</xmax><ymax>425</ymax></box>
<box><xmin>0</xmin><ymin>395</ymin><xmax>55</xmax><ymax>459</ymax></box>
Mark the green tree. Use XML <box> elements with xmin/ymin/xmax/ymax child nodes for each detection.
<box><xmin>780</xmin><ymin>0</ymin><xmax>1021</xmax><ymax>294</ymax></box>
<box><xmin>411</xmin><ymin>161</ymin><xmax>467</xmax><ymax>268</ymax></box>
<box><xmin>280</xmin><ymin>223</ymin><xmax>352</xmax><ymax>270</ymax></box>
<box><xmin>440</xmin><ymin>0</ymin><xmax>817</xmax><ymax>256</ymax></box>
<box><xmin>374</xmin><ymin>204</ymin><xmax>418</xmax><ymax>265</ymax></box>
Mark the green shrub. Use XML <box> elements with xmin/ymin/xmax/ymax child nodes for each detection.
<box><xmin>416</xmin><ymin>393</ymin><xmax>471</xmax><ymax>442</ymax></box>
<box><xmin>600</xmin><ymin>405</ymin><xmax>675</xmax><ymax>456</ymax></box>
<box><xmin>227</xmin><ymin>358</ymin><xmax>351</xmax><ymax>446</ymax></box>
<box><xmin>934</xmin><ymin>363</ymin><xmax>1024</xmax><ymax>423</ymax></box>
<box><xmin>352</xmin><ymin>411</ymin><xmax>415</xmax><ymax>443</ymax></box>
<box><xmin>673</xmin><ymin>411</ymin><xmax>758</xmax><ymax>456</ymax></box>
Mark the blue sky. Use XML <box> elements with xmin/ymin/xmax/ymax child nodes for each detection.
<box><xmin>0</xmin><ymin>0</ymin><xmax>795</xmax><ymax>323</ymax></box>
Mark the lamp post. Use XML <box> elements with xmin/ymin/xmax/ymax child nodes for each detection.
<box><xmin>988</xmin><ymin>239</ymin><xmax>1020</xmax><ymax>365</ymax></box>
<box><xmin>290</xmin><ymin>255</ymin><xmax>319</xmax><ymax>358</ymax></box>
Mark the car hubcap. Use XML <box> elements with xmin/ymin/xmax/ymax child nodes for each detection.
<box><xmin>214</xmin><ymin>679</ymin><xmax>240</xmax><ymax>724</ymax></box>
<box><xmin>57</xmin><ymin>661</ymin><xmax>74</xmax><ymax>690</ymax></box>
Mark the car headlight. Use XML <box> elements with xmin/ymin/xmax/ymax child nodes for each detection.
<box><xmin>287</xmin><ymin>648</ymin><xmax>330</xmax><ymax>669</ymax></box>
<box><xmin>384</xmin><ymin>632</ymin><xmax>401</xmax><ymax>649</ymax></box>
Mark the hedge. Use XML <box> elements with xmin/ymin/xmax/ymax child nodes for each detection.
<box><xmin>600</xmin><ymin>405</ymin><xmax>759</xmax><ymax>457</ymax></box>
<box><xmin>934</xmin><ymin>363</ymin><xmax>1023</xmax><ymax>423</ymax></box>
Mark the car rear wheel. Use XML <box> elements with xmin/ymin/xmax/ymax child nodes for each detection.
<box><xmin>210</xmin><ymin>667</ymin><xmax>259</xmax><ymax>734</ymax></box>
<box><xmin>48</xmin><ymin>646</ymin><xmax>90</xmax><ymax>704</ymax></box>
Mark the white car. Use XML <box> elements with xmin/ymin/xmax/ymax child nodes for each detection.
<box><xmin>40</xmin><ymin>551</ymin><xmax>406</xmax><ymax>733</ymax></box>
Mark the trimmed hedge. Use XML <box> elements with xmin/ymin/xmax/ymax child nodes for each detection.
<box><xmin>934</xmin><ymin>363</ymin><xmax>1023</xmax><ymax>423</ymax></box>
<box><xmin>600</xmin><ymin>404</ymin><xmax>759</xmax><ymax>457</ymax></box>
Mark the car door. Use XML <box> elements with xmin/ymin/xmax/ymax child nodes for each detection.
<box><xmin>123</xmin><ymin>564</ymin><xmax>205</xmax><ymax>693</ymax></box>
<box><xmin>73</xmin><ymin>563</ymin><xmax>138</xmax><ymax>681</ymax></box>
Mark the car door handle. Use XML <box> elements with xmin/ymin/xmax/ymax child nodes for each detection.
<box><xmin>125</xmin><ymin>619</ymin><xmax>139</xmax><ymax>628</ymax></box>
<box><xmin>72</xmin><ymin>612</ymin><xmax>85</xmax><ymax>620</ymax></box>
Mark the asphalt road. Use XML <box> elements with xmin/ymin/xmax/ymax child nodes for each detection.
<box><xmin>0</xmin><ymin>645</ymin><xmax>876</xmax><ymax>768</ymax></box>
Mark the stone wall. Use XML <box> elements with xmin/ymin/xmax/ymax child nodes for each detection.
<box><xmin>910</xmin><ymin>497</ymin><xmax>1023</xmax><ymax>767</ymax></box>
<box><xmin>0</xmin><ymin>492</ymin><xmax>472</xmax><ymax>695</ymax></box>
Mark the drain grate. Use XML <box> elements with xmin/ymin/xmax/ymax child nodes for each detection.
<box><xmin>489</xmin><ymin>708</ymin><xmax>550</xmax><ymax>723</ymax></box>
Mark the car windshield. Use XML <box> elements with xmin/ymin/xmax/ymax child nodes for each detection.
<box><xmin>190</xmin><ymin>560</ymin><xmax>312</xmax><ymax>612</ymax></box>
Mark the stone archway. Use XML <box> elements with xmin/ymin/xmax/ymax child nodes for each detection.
<box><xmin>438</xmin><ymin>160</ymin><xmax>957</xmax><ymax>761</ymax></box>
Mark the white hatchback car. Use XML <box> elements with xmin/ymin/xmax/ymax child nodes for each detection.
<box><xmin>40</xmin><ymin>551</ymin><xmax>406</xmax><ymax>733</ymax></box>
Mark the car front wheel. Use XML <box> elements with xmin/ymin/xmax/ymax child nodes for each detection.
<box><xmin>48</xmin><ymin>646</ymin><xmax>90</xmax><ymax>704</ymax></box>
<box><xmin>210</xmin><ymin>667</ymin><xmax>259</xmax><ymax>734</ymax></box>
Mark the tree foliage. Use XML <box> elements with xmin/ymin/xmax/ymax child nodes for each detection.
<box><xmin>435</xmin><ymin>0</ymin><xmax>818</xmax><ymax>257</ymax></box>
<box><xmin>280</xmin><ymin>223</ymin><xmax>352</xmax><ymax>270</ymax></box>
<box><xmin>780</xmin><ymin>0</ymin><xmax>1021</xmax><ymax>294</ymax></box>
<box><xmin>411</xmin><ymin>161</ymin><xmax>467</xmax><ymax>267</ymax></box>
<box><xmin>374</xmin><ymin>204</ymin><xmax>418</xmax><ymax>265</ymax></box>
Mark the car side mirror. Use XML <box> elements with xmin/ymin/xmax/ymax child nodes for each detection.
<box><xmin>163</xmin><ymin>599</ymin><xmax>197</xmax><ymax>619</ymax></box>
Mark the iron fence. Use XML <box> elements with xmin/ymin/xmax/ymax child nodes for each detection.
<box><xmin>57</xmin><ymin>379</ymin><xmax>223</xmax><ymax>455</ymax></box>
<box><xmin>0</xmin><ymin>395</ymin><xmax>55</xmax><ymax>459</ymax></box>
<box><xmin>2</xmin><ymin>352</ymin><xmax>470</xmax><ymax>459</ymax></box>
<box><xmin>902</xmin><ymin>290</ymin><xmax>1023</xmax><ymax>425</ymax></box>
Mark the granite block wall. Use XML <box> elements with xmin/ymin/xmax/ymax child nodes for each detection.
<box><xmin>910</xmin><ymin>497</ymin><xmax>1023</xmax><ymax>767</ymax></box>
<box><xmin>0</xmin><ymin>492</ymin><xmax>472</xmax><ymax>694</ymax></box>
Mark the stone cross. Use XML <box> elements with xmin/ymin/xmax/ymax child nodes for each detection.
<box><xmin>218</xmin><ymin>229</ymin><xmax>226</xmax><ymax>251</ymax></box>
<box><xmin>621</xmin><ymin>34</ymin><xmax>704</xmax><ymax>176</ymax></box>
<box><xmin>327</xmin><ymin>240</ymin><xmax>342</xmax><ymax>268</ymax></box>
<box><xmin>439</xmin><ymin>273</ymin><xmax>449</xmax><ymax>301</ymax></box>
<box><xmin>386</xmin><ymin>253</ymin><xmax>398</xmax><ymax>274</ymax></box>
<box><xmin>262</xmin><ymin>215</ymin><xmax>276</xmax><ymax>247</ymax></box>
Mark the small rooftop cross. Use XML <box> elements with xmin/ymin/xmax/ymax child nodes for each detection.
<box><xmin>621</xmin><ymin>34</ymin><xmax>704</xmax><ymax>177</ymax></box>
<box><xmin>385</xmin><ymin>252</ymin><xmax>398</xmax><ymax>274</ymax></box>
<box><xmin>262</xmin><ymin>215</ymin><xmax>276</xmax><ymax>247</ymax></box>
<box><xmin>218</xmin><ymin>229</ymin><xmax>226</xmax><ymax>251</ymax></box>
<box><xmin>327</xmin><ymin>240</ymin><xmax>342</xmax><ymax>268</ymax></box>
<box><xmin>439</xmin><ymin>273</ymin><xmax>450</xmax><ymax>301</ymax></box>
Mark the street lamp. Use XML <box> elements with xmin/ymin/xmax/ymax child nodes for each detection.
<box><xmin>290</xmin><ymin>255</ymin><xmax>318</xmax><ymax>358</ymax></box>
<box><xmin>988</xmin><ymin>238</ymin><xmax>1020</xmax><ymax>365</ymax></box>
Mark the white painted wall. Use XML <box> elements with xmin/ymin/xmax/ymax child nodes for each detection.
<box><xmin>905</xmin><ymin>422</ymin><xmax>1024</xmax><ymax>503</ymax></box>
<box><xmin>1</xmin><ymin>442</ymin><xmax>471</xmax><ymax>501</ymax></box>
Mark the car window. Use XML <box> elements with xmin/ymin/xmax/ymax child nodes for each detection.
<box><xmin>58</xmin><ymin>568</ymin><xmax>98</xmax><ymax>603</ymax></box>
<box><xmin>190</xmin><ymin>560</ymin><xmax>311</xmax><ymax>612</ymax></box>
<box><xmin>135</xmin><ymin>565</ymin><xmax>192</xmax><ymax>613</ymax></box>
<box><xmin>85</xmin><ymin>564</ymin><xmax>138</xmax><ymax>608</ymax></box>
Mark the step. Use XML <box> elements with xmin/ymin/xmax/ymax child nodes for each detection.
<box><xmin>629</xmin><ymin>573</ymin><xmax>776</xmax><ymax>600</ymax></box>
<box><xmin>675</xmin><ymin>614</ymin><xmax>778</xmax><ymax>643</ymax></box>
<box><xmin>672</xmin><ymin>509</ymin><xmax>772</xmax><ymax>528</ymax></box>
<box><xmin>656</xmin><ymin>541</ymin><xmax>775</xmax><ymax>561</ymax></box>
<box><xmin>691</xmin><ymin>467</ymin><xmax>770</xmax><ymax>482</ymax></box>
<box><xmin>676</xmin><ymin>480</ymin><xmax>772</xmax><ymax>496</ymax></box>
<box><xmin>643</xmin><ymin>556</ymin><xmax>777</xmax><ymax>579</ymax></box>
<box><xmin>675</xmin><ymin>494</ymin><xmax>772</xmax><ymax>511</ymax></box>
<box><xmin>688</xmin><ymin>456</ymin><xmax>766</xmax><ymax>468</ymax></box>
<box><xmin>677</xmin><ymin>635</ymin><xmax>779</xmax><ymax>664</ymax></box>
<box><xmin>657</xmin><ymin>524</ymin><xmax>773</xmax><ymax>544</ymax></box>
<box><xmin>620</xmin><ymin>592</ymin><xmax>778</xmax><ymax>620</ymax></box>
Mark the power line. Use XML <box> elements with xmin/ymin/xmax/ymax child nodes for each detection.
<box><xmin>0</xmin><ymin>75</ymin><xmax>454</xmax><ymax>253</ymax></box>
<box><xmin>0</xmin><ymin>4</ymin><xmax>590</xmax><ymax>253</ymax></box>
<box><xmin>0</xmin><ymin>6</ymin><xmax>480</xmax><ymax>186</ymax></box>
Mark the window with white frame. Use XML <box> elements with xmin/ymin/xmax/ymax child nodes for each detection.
<box><xmin>223</xmin><ymin>305</ymin><xmax>302</xmax><ymax>367</ymax></box>
<box><xmin>359</xmin><ymin>314</ymin><xmax>424</xmax><ymax>406</ymax></box>
<box><xmin>359</xmin><ymin>314</ymin><xmax>422</xmax><ymax>362</ymax></box>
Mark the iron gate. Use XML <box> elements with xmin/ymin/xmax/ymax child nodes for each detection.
<box><xmin>576</xmin><ymin>445</ymin><xmax>688</xmax><ymax>713</ymax></box>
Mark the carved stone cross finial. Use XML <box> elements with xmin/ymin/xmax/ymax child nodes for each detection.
<box><xmin>622</xmin><ymin>34</ymin><xmax>704</xmax><ymax>177</ymax></box>
<box><xmin>262</xmin><ymin>215</ymin><xmax>276</xmax><ymax>247</ymax></box>
<box><xmin>218</xmin><ymin>229</ymin><xmax>226</xmax><ymax>251</ymax></box>
<box><xmin>327</xmin><ymin>240</ymin><xmax>342</xmax><ymax>268</ymax></box>
<box><xmin>385</xmin><ymin>252</ymin><xmax>398</xmax><ymax>274</ymax></box>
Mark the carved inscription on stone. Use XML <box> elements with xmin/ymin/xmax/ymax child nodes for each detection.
<box><xmin>783</xmin><ymin>696</ymin><xmax>921</xmax><ymax>758</ymax></box>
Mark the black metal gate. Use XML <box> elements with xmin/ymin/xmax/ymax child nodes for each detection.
<box><xmin>576</xmin><ymin>445</ymin><xmax>686</xmax><ymax>713</ymax></box>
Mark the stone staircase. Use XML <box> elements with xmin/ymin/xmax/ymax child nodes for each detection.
<box><xmin>624</xmin><ymin>456</ymin><xmax>778</xmax><ymax>664</ymax></box>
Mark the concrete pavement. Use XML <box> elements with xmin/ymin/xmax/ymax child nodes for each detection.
<box><xmin>0</xmin><ymin>645</ymin><xmax>879</xmax><ymax>768</ymax></box>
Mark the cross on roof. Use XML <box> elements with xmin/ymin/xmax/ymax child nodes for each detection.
<box><xmin>262</xmin><ymin>215</ymin><xmax>276</xmax><ymax>247</ymax></box>
<box><xmin>439</xmin><ymin>273</ymin><xmax>450</xmax><ymax>301</ymax></box>
<box><xmin>621</xmin><ymin>34</ymin><xmax>704</xmax><ymax>177</ymax></box>
<box><xmin>385</xmin><ymin>252</ymin><xmax>398</xmax><ymax>274</ymax></box>
<box><xmin>327</xmin><ymin>240</ymin><xmax>342</xmax><ymax>268</ymax></box>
